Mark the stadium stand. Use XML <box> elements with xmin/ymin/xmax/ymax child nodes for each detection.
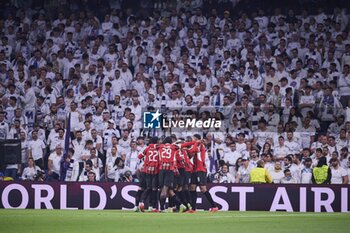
<box><xmin>0</xmin><ymin>0</ymin><xmax>349</xmax><ymax>185</ymax></box>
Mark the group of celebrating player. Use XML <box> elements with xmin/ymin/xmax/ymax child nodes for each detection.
<box><xmin>134</xmin><ymin>134</ymin><xmax>218</xmax><ymax>213</ymax></box>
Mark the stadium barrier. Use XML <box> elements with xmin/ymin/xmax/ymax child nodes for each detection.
<box><xmin>0</xmin><ymin>182</ymin><xmax>349</xmax><ymax>212</ymax></box>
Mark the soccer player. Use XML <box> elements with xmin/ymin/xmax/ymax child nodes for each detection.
<box><xmin>134</xmin><ymin>147</ymin><xmax>147</xmax><ymax>212</ymax></box>
<box><xmin>180</xmin><ymin>134</ymin><xmax>218</xmax><ymax>212</ymax></box>
<box><xmin>174</xmin><ymin>140</ymin><xmax>193</xmax><ymax>211</ymax></box>
<box><xmin>158</xmin><ymin>137</ymin><xmax>186</xmax><ymax>213</ymax></box>
<box><xmin>137</xmin><ymin>136</ymin><xmax>160</xmax><ymax>212</ymax></box>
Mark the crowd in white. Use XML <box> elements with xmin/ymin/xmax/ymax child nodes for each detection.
<box><xmin>0</xmin><ymin>0</ymin><xmax>349</xmax><ymax>184</ymax></box>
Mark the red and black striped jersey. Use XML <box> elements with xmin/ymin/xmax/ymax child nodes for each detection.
<box><xmin>138</xmin><ymin>144</ymin><xmax>159</xmax><ymax>174</ymax></box>
<box><xmin>158</xmin><ymin>143</ymin><xmax>178</xmax><ymax>171</ymax></box>
<box><xmin>175</xmin><ymin>148</ymin><xmax>193</xmax><ymax>172</ymax></box>
<box><xmin>181</xmin><ymin>141</ymin><xmax>207</xmax><ymax>172</ymax></box>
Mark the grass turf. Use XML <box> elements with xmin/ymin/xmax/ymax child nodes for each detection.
<box><xmin>0</xmin><ymin>210</ymin><xmax>349</xmax><ymax>233</ymax></box>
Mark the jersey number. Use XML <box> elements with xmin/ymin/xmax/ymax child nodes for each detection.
<box><xmin>161</xmin><ymin>147</ymin><xmax>172</xmax><ymax>159</ymax></box>
<box><xmin>148</xmin><ymin>150</ymin><xmax>158</xmax><ymax>162</ymax></box>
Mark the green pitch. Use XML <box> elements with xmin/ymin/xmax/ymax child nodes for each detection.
<box><xmin>0</xmin><ymin>210</ymin><xmax>349</xmax><ymax>233</ymax></box>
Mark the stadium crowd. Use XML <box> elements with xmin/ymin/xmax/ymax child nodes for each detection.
<box><xmin>0</xmin><ymin>0</ymin><xmax>350</xmax><ymax>185</ymax></box>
